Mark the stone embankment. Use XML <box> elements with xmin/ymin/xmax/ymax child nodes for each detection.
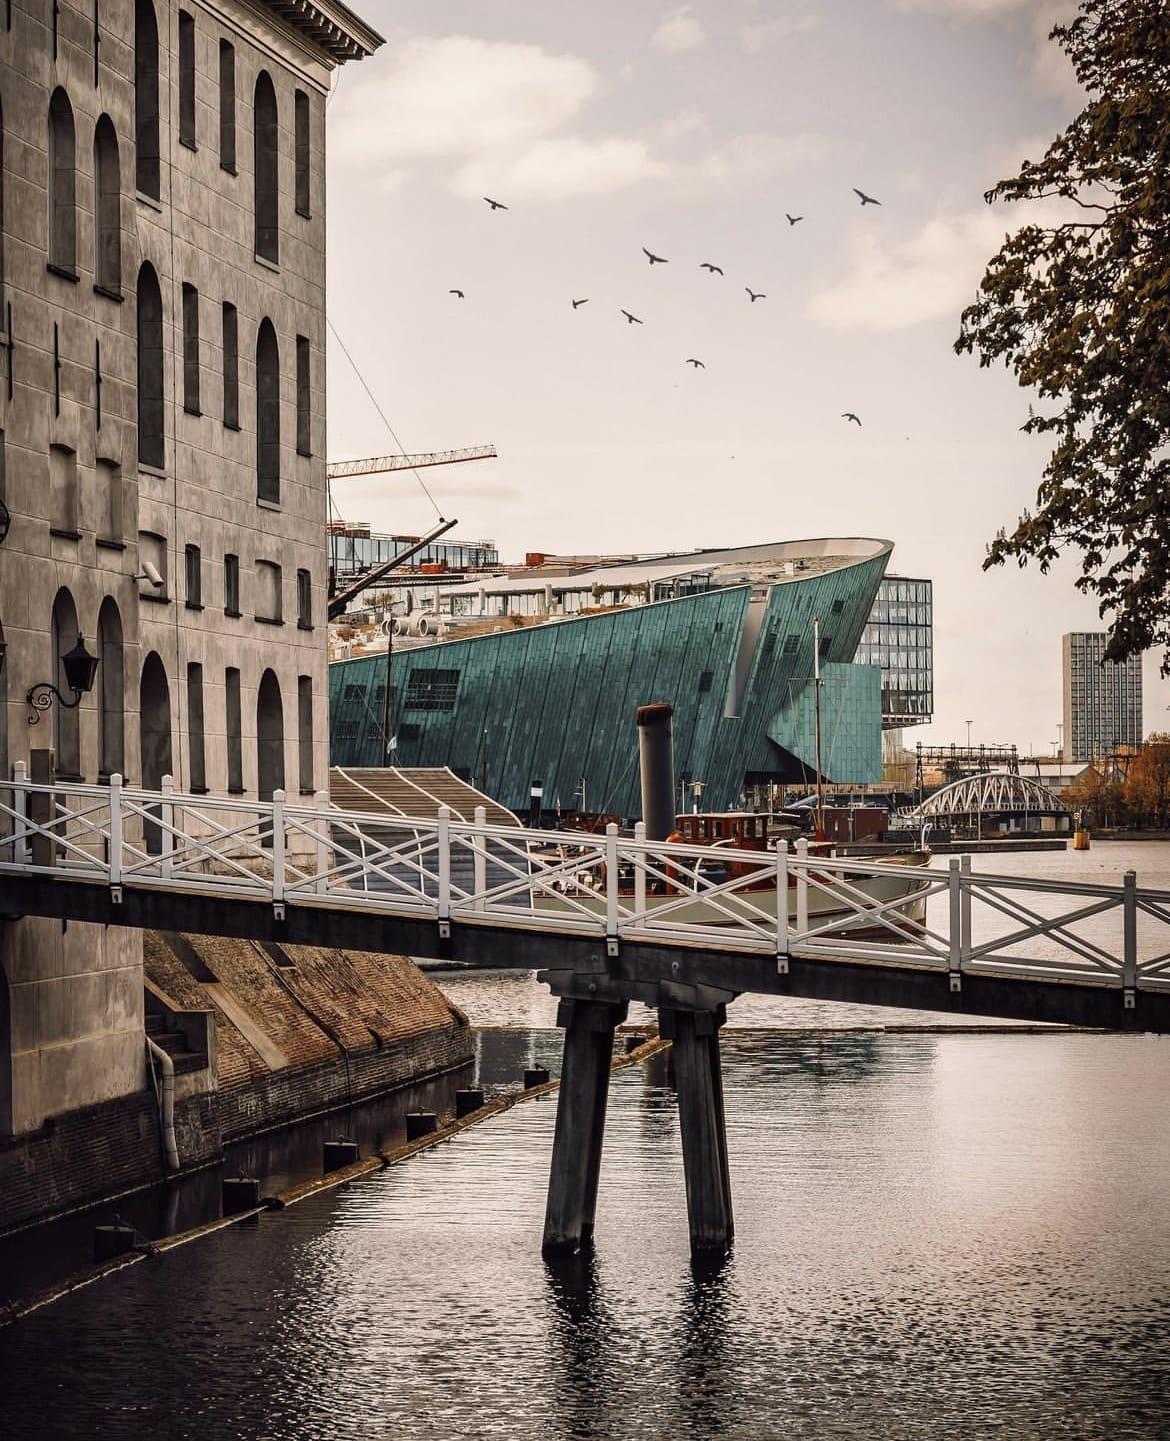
<box><xmin>0</xmin><ymin>937</ymin><xmax>472</xmax><ymax>1233</ymax></box>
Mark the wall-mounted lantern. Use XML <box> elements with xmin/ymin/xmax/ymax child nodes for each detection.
<box><xmin>27</xmin><ymin>635</ymin><xmax>100</xmax><ymax>724</ymax></box>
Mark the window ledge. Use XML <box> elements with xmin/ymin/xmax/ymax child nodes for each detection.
<box><xmin>49</xmin><ymin>527</ymin><xmax>82</xmax><ymax>541</ymax></box>
<box><xmin>96</xmin><ymin>537</ymin><xmax>126</xmax><ymax>551</ymax></box>
<box><xmin>183</xmin><ymin>404</ymin><xmax>202</xmax><ymax>417</ymax></box>
<box><xmin>297</xmin><ymin>620</ymin><xmax>314</xmax><ymax>631</ymax></box>
<box><xmin>227</xmin><ymin>786</ymin><xmax>247</xmax><ymax>796</ymax></box>
<box><xmin>180</xmin><ymin>137</ymin><xmax>197</xmax><ymax>153</ymax></box>
<box><xmin>299</xmin><ymin>787</ymin><xmax>316</xmax><ymax>797</ymax></box>
<box><xmin>224</xmin><ymin>420</ymin><xmax>241</xmax><ymax>432</ymax></box>
<box><xmin>47</xmin><ymin>263</ymin><xmax>80</xmax><ymax>284</ymax></box>
<box><xmin>138</xmin><ymin>462</ymin><xmax>168</xmax><ymax>480</ymax></box>
<box><xmin>139</xmin><ymin>592</ymin><xmax>171</xmax><ymax>604</ymax></box>
<box><xmin>296</xmin><ymin>446</ymin><xmax>313</xmax><ymax>459</ymax></box>
<box><xmin>190</xmin><ymin>785</ymin><xmax>210</xmax><ymax>795</ymax></box>
<box><xmin>136</xmin><ymin>190</ymin><xmax>163</xmax><ymax>212</ymax></box>
<box><xmin>221</xmin><ymin>162</ymin><xmax>238</xmax><ymax>176</ymax></box>
<box><xmin>255</xmin><ymin>615</ymin><xmax>284</xmax><ymax>626</ymax></box>
<box><xmin>94</xmin><ymin>284</ymin><xmax>124</xmax><ymax>303</ymax></box>
<box><xmin>256</xmin><ymin>497</ymin><xmax>281</xmax><ymax>511</ymax></box>
<box><xmin>295</xmin><ymin>206</ymin><xmax>312</xmax><ymax>221</ymax></box>
<box><xmin>253</xmin><ymin>252</ymin><xmax>280</xmax><ymax>273</ymax></box>
<box><xmin>224</xmin><ymin>608</ymin><xmax>242</xmax><ymax>619</ymax></box>
<box><xmin>185</xmin><ymin>601</ymin><xmax>205</xmax><ymax>612</ymax></box>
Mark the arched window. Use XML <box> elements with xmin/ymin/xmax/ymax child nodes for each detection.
<box><xmin>256</xmin><ymin>668</ymin><xmax>284</xmax><ymax>845</ymax></box>
<box><xmin>253</xmin><ymin>71</ymin><xmax>278</xmax><ymax>264</ymax></box>
<box><xmin>48</xmin><ymin>88</ymin><xmax>77</xmax><ymax>276</ymax></box>
<box><xmin>134</xmin><ymin>0</ymin><xmax>160</xmax><ymax>198</ymax></box>
<box><xmin>51</xmin><ymin>588</ymin><xmax>82</xmax><ymax>778</ymax></box>
<box><xmin>137</xmin><ymin>261</ymin><xmax>164</xmax><ymax>467</ymax></box>
<box><xmin>0</xmin><ymin>96</ymin><xmax>6</xmax><ymax>318</ymax></box>
<box><xmin>93</xmin><ymin>116</ymin><xmax>121</xmax><ymax>294</ymax></box>
<box><xmin>139</xmin><ymin>651</ymin><xmax>172</xmax><ymax>853</ymax></box>
<box><xmin>256</xmin><ymin>317</ymin><xmax>280</xmax><ymax>503</ymax></box>
<box><xmin>97</xmin><ymin>597</ymin><xmax>124</xmax><ymax>778</ymax></box>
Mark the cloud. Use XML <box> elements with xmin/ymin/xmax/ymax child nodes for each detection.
<box><xmin>329</xmin><ymin>36</ymin><xmax>596</xmax><ymax>167</ymax></box>
<box><xmin>455</xmin><ymin>137</ymin><xmax>670</xmax><ymax>200</ymax></box>
<box><xmin>695</xmin><ymin>131</ymin><xmax>826</xmax><ymax>183</ymax></box>
<box><xmin>330</xmin><ymin>33</ymin><xmax>820</xmax><ymax>202</ymax></box>
<box><xmin>807</xmin><ymin>204</ymin><xmax>1069</xmax><ymax>332</ymax></box>
<box><xmin>650</xmin><ymin>7</ymin><xmax>708</xmax><ymax>54</ymax></box>
<box><xmin>887</xmin><ymin>0</ymin><xmax>1034</xmax><ymax>13</ymax></box>
<box><xmin>738</xmin><ymin>14</ymin><xmax>819</xmax><ymax>53</ymax></box>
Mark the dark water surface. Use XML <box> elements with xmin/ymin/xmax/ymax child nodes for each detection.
<box><xmin>3</xmin><ymin>1028</ymin><xmax>1168</xmax><ymax>1440</ymax></box>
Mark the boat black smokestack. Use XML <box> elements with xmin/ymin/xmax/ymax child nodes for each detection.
<box><xmin>637</xmin><ymin>702</ymin><xmax>676</xmax><ymax>841</ymax></box>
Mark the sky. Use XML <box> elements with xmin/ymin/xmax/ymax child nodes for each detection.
<box><xmin>322</xmin><ymin>0</ymin><xmax>1170</xmax><ymax>758</ymax></box>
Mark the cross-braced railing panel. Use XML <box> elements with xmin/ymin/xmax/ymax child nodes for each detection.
<box><xmin>0</xmin><ymin>770</ymin><xmax>1166</xmax><ymax>999</ymax></box>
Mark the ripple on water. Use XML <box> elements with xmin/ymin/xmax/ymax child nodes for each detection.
<box><xmin>2</xmin><ymin>1032</ymin><xmax>1168</xmax><ymax>1440</ymax></box>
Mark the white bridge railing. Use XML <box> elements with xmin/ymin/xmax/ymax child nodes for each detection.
<box><xmin>1</xmin><ymin>768</ymin><xmax>1169</xmax><ymax>1005</ymax></box>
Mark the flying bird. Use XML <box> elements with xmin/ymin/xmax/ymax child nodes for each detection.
<box><xmin>745</xmin><ymin>288</ymin><xmax>765</xmax><ymax>302</ymax></box>
<box><xmin>786</xmin><ymin>213</ymin><xmax>804</xmax><ymax>226</ymax></box>
<box><xmin>686</xmin><ymin>358</ymin><xmax>705</xmax><ymax>368</ymax></box>
<box><xmin>853</xmin><ymin>188</ymin><xmax>881</xmax><ymax>206</ymax></box>
<box><xmin>571</xmin><ymin>298</ymin><xmax>589</xmax><ymax>309</ymax></box>
<box><xmin>449</xmin><ymin>289</ymin><xmax>465</xmax><ymax>298</ymax></box>
<box><xmin>483</xmin><ymin>196</ymin><xmax>508</xmax><ymax>210</ymax></box>
<box><xmin>842</xmin><ymin>412</ymin><xmax>861</xmax><ymax>425</ymax></box>
<box><xmin>643</xmin><ymin>247</ymin><xmax>668</xmax><ymax>265</ymax></box>
<box><xmin>621</xmin><ymin>310</ymin><xmax>643</xmax><ymax>325</ymax></box>
<box><xmin>700</xmin><ymin>262</ymin><xmax>724</xmax><ymax>275</ymax></box>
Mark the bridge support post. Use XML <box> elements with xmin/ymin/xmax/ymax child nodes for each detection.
<box><xmin>542</xmin><ymin>995</ymin><xmax>628</xmax><ymax>1255</ymax></box>
<box><xmin>660</xmin><ymin>1002</ymin><xmax>733</xmax><ymax>1254</ymax></box>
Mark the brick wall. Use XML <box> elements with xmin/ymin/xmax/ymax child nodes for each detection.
<box><xmin>1</xmin><ymin>937</ymin><xmax>473</xmax><ymax>1233</ymax></box>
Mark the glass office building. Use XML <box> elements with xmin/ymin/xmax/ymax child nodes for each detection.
<box><xmin>854</xmin><ymin>576</ymin><xmax>934</xmax><ymax>729</ymax></box>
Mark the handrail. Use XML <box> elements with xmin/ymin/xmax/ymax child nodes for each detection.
<box><xmin>0</xmin><ymin>768</ymin><xmax>1167</xmax><ymax>1004</ymax></box>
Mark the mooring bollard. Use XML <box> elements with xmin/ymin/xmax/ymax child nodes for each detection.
<box><xmin>455</xmin><ymin>1088</ymin><xmax>485</xmax><ymax>1117</ymax></box>
<box><xmin>405</xmin><ymin>1110</ymin><xmax>437</xmax><ymax>1140</ymax></box>
<box><xmin>222</xmin><ymin>1175</ymin><xmax>262</xmax><ymax>1215</ymax></box>
<box><xmin>524</xmin><ymin>1066</ymin><xmax>551</xmax><ymax>1089</ymax></box>
<box><xmin>323</xmin><ymin>1137</ymin><xmax>360</xmax><ymax>1173</ymax></box>
<box><xmin>93</xmin><ymin>1222</ymin><xmax>137</xmax><ymax>1263</ymax></box>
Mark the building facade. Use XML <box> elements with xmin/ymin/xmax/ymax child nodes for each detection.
<box><xmin>1062</xmin><ymin>631</ymin><xmax>1143</xmax><ymax>763</ymax></box>
<box><xmin>853</xmin><ymin>575</ymin><xmax>933</xmax><ymax>730</ymax></box>
<box><xmin>0</xmin><ymin>0</ymin><xmax>379</xmax><ymax>1136</ymax></box>
<box><xmin>328</xmin><ymin>538</ymin><xmax>893</xmax><ymax>819</ymax></box>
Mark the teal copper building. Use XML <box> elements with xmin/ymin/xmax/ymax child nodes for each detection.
<box><xmin>327</xmin><ymin>538</ymin><xmax>894</xmax><ymax>819</ymax></box>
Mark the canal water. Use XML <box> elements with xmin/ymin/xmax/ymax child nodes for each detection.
<box><xmin>2</xmin><ymin>843</ymin><xmax>1169</xmax><ymax>1439</ymax></box>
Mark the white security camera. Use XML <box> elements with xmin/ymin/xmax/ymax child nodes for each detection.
<box><xmin>136</xmin><ymin>559</ymin><xmax>164</xmax><ymax>588</ymax></box>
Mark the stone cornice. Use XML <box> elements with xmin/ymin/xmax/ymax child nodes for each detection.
<box><xmin>260</xmin><ymin>0</ymin><xmax>384</xmax><ymax>63</ymax></box>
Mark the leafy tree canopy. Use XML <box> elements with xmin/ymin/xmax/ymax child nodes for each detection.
<box><xmin>955</xmin><ymin>0</ymin><xmax>1170</xmax><ymax>668</ymax></box>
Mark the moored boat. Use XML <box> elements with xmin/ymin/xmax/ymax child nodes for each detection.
<box><xmin>532</xmin><ymin>808</ymin><xmax>932</xmax><ymax>939</ymax></box>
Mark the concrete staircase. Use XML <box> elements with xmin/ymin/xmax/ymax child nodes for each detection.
<box><xmin>144</xmin><ymin>1007</ymin><xmax>208</xmax><ymax>1076</ymax></box>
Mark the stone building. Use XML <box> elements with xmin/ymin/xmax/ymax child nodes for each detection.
<box><xmin>0</xmin><ymin>1</ymin><xmax>382</xmax><ymax>1154</ymax></box>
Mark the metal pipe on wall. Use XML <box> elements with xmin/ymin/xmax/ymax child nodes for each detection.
<box><xmin>637</xmin><ymin>702</ymin><xmax>676</xmax><ymax>841</ymax></box>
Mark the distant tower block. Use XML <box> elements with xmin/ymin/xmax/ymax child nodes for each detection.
<box><xmin>1062</xmin><ymin>633</ymin><xmax>1143</xmax><ymax>762</ymax></box>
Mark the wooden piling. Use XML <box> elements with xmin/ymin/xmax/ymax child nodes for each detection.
<box><xmin>660</xmin><ymin>1004</ymin><xmax>734</xmax><ymax>1253</ymax></box>
<box><xmin>542</xmin><ymin>996</ymin><xmax>627</xmax><ymax>1255</ymax></box>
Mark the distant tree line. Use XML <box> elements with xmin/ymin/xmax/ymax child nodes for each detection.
<box><xmin>1064</xmin><ymin>734</ymin><xmax>1170</xmax><ymax>827</ymax></box>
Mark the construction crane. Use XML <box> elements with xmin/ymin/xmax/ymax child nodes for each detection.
<box><xmin>325</xmin><ymin>445</ymin><xmax>497</xmax><ymax>619</ymax></box>
<box><xmin>326</xmin><ymin>444</ymin><xmax>497</xmax><ymax>480</ymax></box>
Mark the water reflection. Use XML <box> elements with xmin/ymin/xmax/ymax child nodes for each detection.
<box><xmin>3</xmin><ymin>1031</ymin><xmax>1170</xmax><ymax>1440</ymax></box>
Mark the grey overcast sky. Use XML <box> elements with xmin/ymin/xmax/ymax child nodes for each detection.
<box><xmin>323</xmin><ymin>0</ymin><xmax>1170</xmax><ymax>757</ymax></box>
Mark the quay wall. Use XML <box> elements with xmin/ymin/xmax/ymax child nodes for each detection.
<box><xmin>0</xmin><ymin>936</ymin><xmax>472</xmax><ymax>1234</ymax></box>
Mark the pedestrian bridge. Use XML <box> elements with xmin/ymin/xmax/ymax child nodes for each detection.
<box><xmin>1</xmin><ymin>766</ymin><xmax>1168</xmax><ymax>1033</ymax></box>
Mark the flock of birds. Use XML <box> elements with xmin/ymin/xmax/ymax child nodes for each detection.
<box><xmin>447</xmin><ymin>188</ymin><xmax>885</xmax><ymax>426</ymax></box>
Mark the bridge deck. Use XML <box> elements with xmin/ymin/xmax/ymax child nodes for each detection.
<box><xmin>2</xmin><ymin>770</ymin><xmax>1168</xmax><ymax>1032</ymax></box>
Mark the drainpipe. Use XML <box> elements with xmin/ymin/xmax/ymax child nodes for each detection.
<box><xmin>146</xmin><ymin>1036</ymin><xmax>181</xmax><ymax>1172</ymax></box>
